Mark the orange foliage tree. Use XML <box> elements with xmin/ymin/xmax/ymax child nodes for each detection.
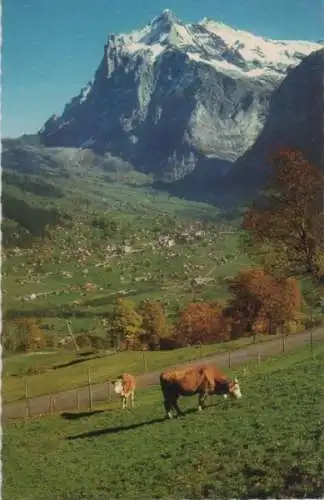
<box><xmin>139</xmin><ymin>299</ymin><xmax>169</xmax><ymax>349</ymax></box>
<box><xmin>175</xmin><ymin>301</ymin><xmax>229</xmax><ymax>346</ymax></box>
<box><xmin>243</xmin><ymin>149</ymin><xmax>324</xmax><ymax>276</ymax></box>
<box><xmin>228</xmin><ymin>268</ymin><xmax>303</xmax><ymax>336</ymax></box>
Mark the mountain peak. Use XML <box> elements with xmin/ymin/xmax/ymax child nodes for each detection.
<box><xmin>150</xmin><ymin>9</ymin><xmax>178</xmax><ymax>26</ymax></box>
<box><xmin>136</xmin><ymin>9</ymin><xmax>191</xmax><ymax>47</ymax></box>
<box><xmin>39</xmin><ymin>13</ymin><xmax>323</xmax><ymax>181</ymax></box>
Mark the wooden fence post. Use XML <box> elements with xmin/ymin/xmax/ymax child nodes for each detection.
<box><xmin>257</xmin><ymin>351</ymin><xmax>261</xmax><ymax>365</ymax></box>
<box><xmin>279</xmin><ymin>323</ymin><xmax>285</xmax><ymax>352</ymax></box>
<box><xmin>88</xmin><ymin>368</ymin><xmax>93</xmax><ymax>410</ymax></box>
<box><xmin>24</xmin><ymin>378</ymin><xmax>31</xmax><ymax>419</ymax></box>
<box><xmin>75</xmin><ymin>390</ymin><xmax>79</xmax><ymax>410</ymax></box>
<box><xmin>48</xmin><ymin>395</ymin><xmax>56</xmax><ymax>415</ymax></box>
<box><xmin>48</xmin><ymin>395</ymin><xmax>53</xmax><ymax>415</ymax></box>
<box><xmin>142</xmin><ymin>350</ymin><xmax>148</xmax><ymax>372</ymax></box>
<box><xmin>92</xmin><ymin>369</ymin><xmax>96</xmax><ymax>405</ymax></box>
<box><xmin>227</xmin><ymin>351</ymin><xmax>231</xmax><ymax>368</ymax></box>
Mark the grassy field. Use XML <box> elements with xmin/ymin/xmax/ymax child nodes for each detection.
<box><xmin>3</xmin><ymin>344</ymin><xmax>324</xmax><ymax>500</ymax></box>
<box><xmin>3</xmin><ymin>334</ymin><xmax>278</xmax><ymax>403</ymax></box>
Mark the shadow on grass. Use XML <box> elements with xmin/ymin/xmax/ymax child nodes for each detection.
<box><xmin>53</xmin><ymin>356</ymin><xmax>96</xmax><ymax>370</ymax></box>
<box><xmin>66</xmin><ymin>408</ymin><xmax>199</xmax><ymax>440</ymax></box>
<box><xmin>61</xmin><ymin>410</ymin><xmax>105</xmax><ymax>420</ymax></box>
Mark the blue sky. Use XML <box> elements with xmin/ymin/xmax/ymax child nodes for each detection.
<box><xmin>3</xmin><ymin>0</ymin><xmax>324</xmax><ymax>138</ymax></box>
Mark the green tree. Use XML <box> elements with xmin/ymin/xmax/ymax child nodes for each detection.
<box><xmin>13</xmin><ymin>317</ymin><xmax>46</xmax><ymax>352</ymax></box>
<box><xmin>139</xmin><ymin>300</ymin><xmax>169</xmax><ymax>349</ymax></box>
<box><xmin>110</xmin><ymin>297</ymin><xmax>143</xmax><ymax>350</ymax></box>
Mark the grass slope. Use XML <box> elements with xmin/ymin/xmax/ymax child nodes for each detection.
<box><xmin>3</xmin><ymin>344</ymin><xmax>324</xmax><ymax>500</ymax></box>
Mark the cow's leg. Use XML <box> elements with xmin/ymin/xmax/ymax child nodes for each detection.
<box><xmin>163</xmin><ymin>397</ymin><xmax>174</xmax><ymax>419</ymax></box>
<box><xmin>172</xmin><ymin>395</ymin><xmax>184</xmax><ymax>417</ymax></box>
<box><xmin>122</xmin><ymin>395</ymin><xmax>127</xmax><ymax>409</ymax></box>
<box><xmin>198</xmin><ymin>392</ymin><xmax>207</xmax><ymax>412</ymax></box>
<box><xmin>130</xmin><ymin>391</ymin><xmax>135</xmax><ymax>408</ymax></box>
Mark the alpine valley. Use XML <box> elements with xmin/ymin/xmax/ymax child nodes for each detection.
<box><xmin>3</xmin><ymin>9</ymin><xmax>324</xmax><ymax>241</ymax></box>
<box><xmin>3</xmin><ymin>9</ymin><xmax>324</xmax><ymax>410</ymax></box>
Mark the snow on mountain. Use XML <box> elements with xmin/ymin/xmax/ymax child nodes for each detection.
<box><xmin>39</xmin><ymin>10</ymin><xmax>322</xmax><ymax>180</ymax></box>
<box><xmin>199</xmin><ymin>19</ymin><xmax>319</xmax><ymax>74</ymax></box>
<box><xmin>104</xmin><ymin>10</ymin><xmax>321</xmax><ymax>80</ymax></box>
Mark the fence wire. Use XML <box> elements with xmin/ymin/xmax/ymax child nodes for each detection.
<box><xmin>3</xmin><ymin>330</ymin><xmax>322</xmax><ymax>422</ymax></box>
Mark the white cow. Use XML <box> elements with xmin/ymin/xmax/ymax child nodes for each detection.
<box><xmin>113</xmin><ymin>373</ymin><xmax>136</xmax><ymax>409</ymax></box>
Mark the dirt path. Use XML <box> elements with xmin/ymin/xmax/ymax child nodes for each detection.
<box><xmin>3</xmin><ymin>327</ymin><xmax>323</xmax><ymax>422</ymax></box>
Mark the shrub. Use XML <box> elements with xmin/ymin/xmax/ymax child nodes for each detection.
<box><xmin>147</xmin><ymin>333</ymin><xmax>160</xmax><ymax>351</ymax></box>
<box><xmin>87</xmin><ymin>334</ymin><xmax>108</xmax><ymax>350</ymax></box>
<box><xmin>75</xmin><ymin>334</ymin><xmax>92</xmax><ymax>348</ymax></box>
<box><xmin>159</xmin><ymin>336</ymin><xmax>183</xmax><ymax>350</ymax></box>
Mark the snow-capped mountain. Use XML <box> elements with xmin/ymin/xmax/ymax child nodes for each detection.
<box><xmin>39</xmin><ymin>9</ymin><xmax>321</xmax><ymax>180</ymax></box>
<box><xmin>114</xmin><ymin>10</ymin><xmax>318</xmax><ymax>79</ymax></box>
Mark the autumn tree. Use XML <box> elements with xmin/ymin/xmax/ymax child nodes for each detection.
<box><xmin>228</xmin><ymin>268</ymin><xmax>303</xmax><ymax>336</ymax></box>
<box><xmin>243</xmin><ymin>149</ymin><xmax>324</xmax><ymax>276</ymax></box>
<box><xmin>278</xmin><ymin>277</ymin><xmax>303</xmax><ymax>332</ymax></box>
<box><xmin>227</xmin><ymin>269</ymin><xmax>269</xmax><ymax>338</ymax></box>
<box><xmin>175</xmin><ymin>301</ymin><xmax>228</xmax><ymax>346</ymax></box>
<box><xmin>110</xmin><ymin>297</ymin><xmax>143</xmax><ymax>350</ymax></box>
<box><xmin>139</xmin><ymin>300</ymin><xmax>169</xmax><ymax>349</ymax></box>
<box><xmin>13</xmin><ymin>317</ymin><xmax>46</xmax><ymax>352</ymax></box>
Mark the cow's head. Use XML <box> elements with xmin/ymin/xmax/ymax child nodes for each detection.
<box><xmin>113</xmin><ymin>378</ymin><xmax>124</xmax><ymax>395</ymax></box>
<box><xmin>223</xmin><ymin>378</ymin><xmax>242</xmax><ymax>399</ymax></box>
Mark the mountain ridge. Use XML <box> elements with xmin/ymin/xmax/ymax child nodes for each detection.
<box><xmin>229</xmin><ymin>47</ymin><xmax>324</xmax><ymax>190</ymax></box>
<box><xmin>38</xmin><ymin>10</ymin><xmax>321</xmax><ymax>180</ymax></box>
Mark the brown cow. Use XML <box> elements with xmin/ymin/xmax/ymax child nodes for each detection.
<box><xmin>113</xmin><ymin>373</ymin><xmax>136</xmax><ymax>409</ymax></box>
<box><xmin>160</xmin><ymin>363</ymin><xmax>242</xmax><ymax>419</ymax></box>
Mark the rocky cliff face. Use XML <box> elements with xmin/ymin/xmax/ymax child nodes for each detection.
<box><xmin>39</xmin><ymin>10</ymin><xmax>321</xmax><ymax>181</ymax></box>
<box><xmin>231</xmin><ymin>48</ymin><xmax>324</xmax><ymax>188</ymax></box>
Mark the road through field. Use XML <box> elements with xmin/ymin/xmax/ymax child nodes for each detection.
<box><xmin>3</xmin><ymin>327</ymin><xmax>323</xmax><ymax>422</ymax></box>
